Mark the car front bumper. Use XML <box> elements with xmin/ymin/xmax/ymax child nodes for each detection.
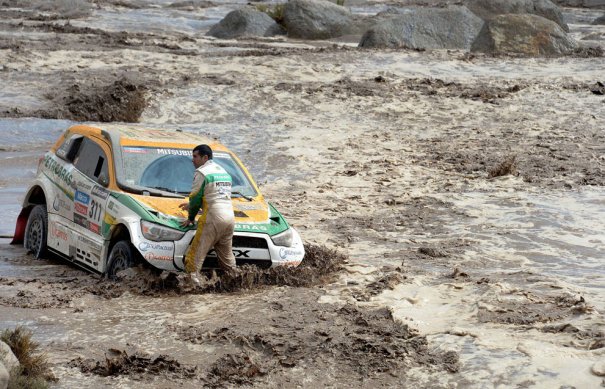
<box><xmin>134</xmin><ymin>226</ymin><xmax>305</xmax><ymax>272</ymax></box>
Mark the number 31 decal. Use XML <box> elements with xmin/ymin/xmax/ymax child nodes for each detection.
<box><xmin>89</xmin><ymin>199</ymin><xmax>102</xmax><ymax>222</ymax></box>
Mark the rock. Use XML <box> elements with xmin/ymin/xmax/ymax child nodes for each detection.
<box><xmin>0</xmin><ymin>341</ymin><xmax>18</xmax><ymax>372</ymax></box>
<box><xmin>465</xmin><ymin>0</ymin><xmax>569</xmax><ymax>32</ymax></box>
<box><xmin>206</xmin><ymin>7</ymin><xmax>285</xmax><ymax>38</ymax></box>
<box><xmin>591</xmin><ymin>81</ymin><xmax>605</xmax><ymax>94</ymax></box>
<box><xmin>283</xmin><ymin>0</ymin><xmax>355</xmax><ymax>39</ymax></box>
<box><xmin>593</xmin><ymin>14</ymin><xmax>605</xmax><ymax>24</ymax></box>
<box><xmin>591</xmin><ymin>360</ymin><xmax>605</xmax><ymax>376</ymax></box>
<box><xmin>0</xmin><ymin>362</ymin><xmax>8</xmax><ymax>389</ymax></box>
<box><xmin>471</xmin><ymin>14</ymin><xmax>577</xmax><ymax>56</ymax></box>
<box><xmin>359</xmin><ymin>6</ymin><xmax>484</xmax><ymax>50</ymax></box>
<box><xmin>552</xmin><ymin>0</ymin><xmax>605</xmax><ymax>7</ymax></box>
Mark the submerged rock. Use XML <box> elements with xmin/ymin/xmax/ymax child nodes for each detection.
<box><xmin>471</xmin><ymin>14</ymin><xmax>577</xmax><ymax>56</ymax></box>
<box><xmin>359</xmin><ymin>6</ymin><xmax>484</xmax><ymax>50</ymax></box>
<box><xmin>206</xmin><ymin>7</ymin><xmax>285</xmax><ymax>38</ymax></box>
<box><xmin>592</xmin><ymin>360</ymin><xmax>605</xmax><ymax>376</ymax></box>
<box><xmin>465</xmin><ymin>0</ymin><xmax>569</xmax><ymax>32</ymax></box>
<box><xmin>283</xmin><ymin>0</ymin><xmax>355</xmax><ymax>39</ymax></box>
<box><xmin>592</xmin><ymin>14</ymin><xmax>605</xmax><ymax>25</ymax></box>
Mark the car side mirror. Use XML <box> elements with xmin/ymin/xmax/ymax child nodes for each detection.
<box><xmin>98</xmin><ymin>173</ymin><xmax>109</xmax><ymax>187</ymax></box>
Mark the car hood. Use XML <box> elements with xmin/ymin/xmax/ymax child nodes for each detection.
<box><xmin>130</xmin><ymin>194</ymin><xmax>271</xmax><ymax>224</ymax></box>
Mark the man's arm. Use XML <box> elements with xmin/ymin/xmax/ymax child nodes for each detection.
<box><xmin>188</xmin><ymin>171</ymin><xmax>206</xmax><ymax>222</ymax></box>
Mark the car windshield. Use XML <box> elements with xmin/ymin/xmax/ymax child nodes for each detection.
<box><xmin>119</xmin><ymin>146</ymin><xmax>257</xmax><ymax>197</ymax></box>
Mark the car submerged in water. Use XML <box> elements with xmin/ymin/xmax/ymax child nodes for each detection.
<box><xmin>12</xmin><ymin>124</ymin><xmax>304</xmax><ymax>277</ymax></box>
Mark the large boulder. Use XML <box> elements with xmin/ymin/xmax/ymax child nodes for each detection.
<box><xmin>283</xmin><ymin>0</ymin><xmax>355</xmax><ymax>39</ymax></box>
<box><xmin>0</xmin><ymin>342</ymin><xmax>18</xmax><ymax>372</ymax></box>
<box><xmin>471</xmin><ymin>14</ymin><xmax>577</xmax><ymax>56</ymax></box>
<box><xmin>359</xmin><ymin>6</ymin><xmax>484</xmax><ymax>50</ymax></box>
<box><xmin>0</xmin><ymin>362</ymin><xmax>8</xmax><ymax>389</ymax></box>
<box><xmin>552</xmin><ymin>0</ymin><xmax>605</xmax><ymax>7</ymax></box>
<box><xmin>206</xmin><ymin>7</ymin><xmax>285</xmax><ymax>38</ymax></box>
<box><xmin>465</xmin><ymin>0</ymin><xmax>569</xmax><ymax>32</ymax></box>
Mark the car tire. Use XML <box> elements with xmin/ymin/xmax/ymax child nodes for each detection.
<box><xmin>24</xmin><ymin>204</ymin><xmax>48</xmax><ymax>259</ymax></box>
<box><xmin>107</xmin><ymin>240</ymin><xmax>136</xmax><ymax>279</ymax></box>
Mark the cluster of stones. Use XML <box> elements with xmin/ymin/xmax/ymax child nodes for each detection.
<box><xmin>205</xmin><ymin>0</ymin><xmax>605</xmax><ymax>56</ymax></box>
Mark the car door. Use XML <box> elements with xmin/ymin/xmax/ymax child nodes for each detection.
<box><xmin>45</xmin><ymin>134</ymin><xmax>80</xmax><ymax>257</ymax></box>
<box><xmin>70</xmin><ymin>136</ymin><xmax>112</xmax><ymax>272</ymax></box>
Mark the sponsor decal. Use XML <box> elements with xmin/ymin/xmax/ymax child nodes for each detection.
<box><xmin>208</xmin><ymin>249</ymin><xmax>251</xmax><ymax>258</ymax></box>
<box><xmin>138</xmin><ymin>241</ymin><xmax>174</xmax><ymax>252</ymax></box>
<box><xmin>74</xmin><ymin>213</ymin><xmax>89</xmax><ymax>229</ymax></box>
<box><xmin>52</xmin><ymin>196</ymin><xmax>71</xmax><ymax>212</ymax></box>
<box><xmin>107</xmin><ymin>200</ymin><xmax>120</xmax><ymax>213</ymax></box>
<box><xmin>235</xmin><ymin>204</ymin><xmax>264</xmax><ymax>211</ymax></box>
<box><xmin>74</xmin><ymin>190</ymin><xmax>90</xmax><ymax>205</ymax></box>
<box><xmin>89</xmin><ymin>222</ymin><xmax>100</xmax><ymax>235</ymax></box>
<box><xmin>279</xmin><ymin>247</ymin><xmax>304</xmax><ymax>260</ymax></box>
<box><xmin>235</xmin><ymin>223</ymin><xmax>268</xmax><ymax>232</ymax></box>
<box><xmin>280</xmin><ymin>261</ymin><xmax>302</xmax><ymax>267</ymax></box>
<box><xmin>77</xmin><ymin>235</ymin><xmax>102</xmax><ymax>252</ymax></box>
<box><xmin>76</xmin><ymin>181</ymin><xmax>93</xmax><ymax>191</ymax></box>
<box><xmin>157</xmin><ymin>148</ymin><xmax>191</xmax><ymax>156</ymax></box>
<box><xmin>144</xmin><ymin>253</ymin><xmax>172</xmax><ymax>261</ymax></box>
<box><xmin>104</xmin><ymin>213</ymin><xmax>116</xmax><ymax>226</ymax></box>
<box><xmin>92</xmin><ymin>185</ymin><xmax>110</xmax><ymax>200</ymax></box>
<box><xmin>50</xmin><ymin>223</ymin><xmax>68</xmax><ymax>241</ymax></box>
<box><xmin>74</xmin><ymin>202</ymin><xmax>88</xmax><ymax>215</ymax></box>
<box><xmin>43</xmin><ymin>155</ymin><xmax>73</xmax><ymax>187</ymax></box>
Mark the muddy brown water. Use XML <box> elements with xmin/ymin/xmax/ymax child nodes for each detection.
<box><xmin>1</xmin><ymin>1</ymin><xmax>605</xmax><ymax>387</ymax></box>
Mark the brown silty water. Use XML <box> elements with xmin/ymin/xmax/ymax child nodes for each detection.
<box><xmin>1</xmin><ymin>1</ymin><xmax>605</xmax><ymax>387</ymax></box>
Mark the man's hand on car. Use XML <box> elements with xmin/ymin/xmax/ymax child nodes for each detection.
<box><xmin>180</xmin><ymin>218</ymin><xmax>193</xmax><ymax>227</ymax></box>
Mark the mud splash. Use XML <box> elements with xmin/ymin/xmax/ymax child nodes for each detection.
<box><xmin>43</xmin><ymin>78</ymin><xmax>148</xmax><ymax>123</ymax></box>
<box><xmin>274</xmin><ymin>77</ymin><xmax>526</xmax><ymax>103</ymax></box>
<box><xmin>477</xmin><ymin>292</ymin><xmax>590</xmax><ymax>325</ymax></box>
<box><xmin>0</xmin><ymin>244</ymin><xmax>345</xmax><ymax>312</ymax></box>
<box><xmin>120</xmin><ymin>242</ymin><xmax>348</xmax><ymax>295</ymax></box>
<box><xmin>68</xmin><ymin>348</ymin><xmax>197</xmax><ymax>380</ymax></box>
<box><xmin>174</xmin><ymin>300</ymin><xmax>459</xmax><ymax>387</ymax></box>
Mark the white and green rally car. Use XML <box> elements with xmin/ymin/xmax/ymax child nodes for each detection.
<box><xmin>12</xmin><ymin>124</ymin><xmax>304</xmax><ymax>277</ymax></box>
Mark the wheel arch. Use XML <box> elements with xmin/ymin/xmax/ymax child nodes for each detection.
<box><xmin>12</xmin><ymin>185</ymin><xmax>48</xmax><ymax>244</ymax></box>
<box><xmin>108</xmin><ymin>223</ymin><xmax>131</xmax><ymax>254</ymax></box>
<box><xmin>105</xmin><ymin>223</ymin><xmax>144</xmax><ymax>272</ymax></box>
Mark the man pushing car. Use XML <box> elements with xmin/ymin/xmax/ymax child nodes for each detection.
<box><xmin>179</xmin><ymin>144</ymin><xmax>237</xmax><ymax>287</ymax></box>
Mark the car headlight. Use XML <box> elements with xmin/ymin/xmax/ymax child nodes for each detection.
<box><xmin>271</xmin><ymin>228</ymin><xmax>293</xmax><ymax>247</ymax></box>
<box><xmin>140</xmin><ymin>220</ymin><xmax>185</xmax><ymax>242</ymax></box>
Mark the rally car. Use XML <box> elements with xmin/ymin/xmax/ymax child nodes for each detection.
<box><xmin>12</xmin><ymin>124</ymin><xmax>304</xmax><ymax>277</ymax></box>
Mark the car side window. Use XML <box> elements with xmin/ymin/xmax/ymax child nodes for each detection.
<box><xmin>73</xmin><ymin>138</ymin><xmax>109</xmax><ymax>184</ymax></box>
<box><xmin>56</xmin><ymin>134</ymin><xmax>83</xmax><ymax>162</ymax></box>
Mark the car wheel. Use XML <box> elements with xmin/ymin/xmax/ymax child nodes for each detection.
<box><xmin>107</xmin><ymin>241</ymin><xmax>136</xmax><ymax>279</ymax></box>
<box><xmin>24</xmin><ymin>204</ymin><xmax>48</xmax><ymax>259</ymax></box>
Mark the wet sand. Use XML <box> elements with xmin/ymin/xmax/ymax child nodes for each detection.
<box><xmin>1</xmin><ymin>1</ymin><xmax>605</xmax><ymax>387</ymax></box>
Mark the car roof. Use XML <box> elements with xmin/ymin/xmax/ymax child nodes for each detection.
<box><xmin>68</xmin><ymin>124</ymin><xmax>228</xmax><ymax>151</ymax></box>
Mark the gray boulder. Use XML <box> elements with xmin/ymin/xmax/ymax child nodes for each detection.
<box><xmin>283</xmin><ymin>0</ymin><xmax>355</xmax><ymax>39</ymax></box>
<box><xmin>0</xmin><ymin>362</ymin><xmax>8</xmax><ymax>389</ymax></box>
<box><xmin>359</xmin><ymin>6</ymin><xmax>484</xmax><ymax>50</ymax></box>
<box><xmin>206</xmin><ymin>7</ymin><xmax>285</xmax><ymax>38</ymax></box>
<box><xmin>465</xmin><ymin>0</ymin><xmax>569</xmax><ymax>32</ymax></box>
<box><xmin>471</xmin><ymin>14</ymin><xmax>577</xmax><ymax>56</ymax></box>
<box><xmin>0</xmin><ymin>342</ymin><xmax>18</xmax><ymax>372</ymax></box>
<box><xmin>552</xmin><ymin>0</ymin><xmax>605</xmax><ymax>7</ymax></box>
